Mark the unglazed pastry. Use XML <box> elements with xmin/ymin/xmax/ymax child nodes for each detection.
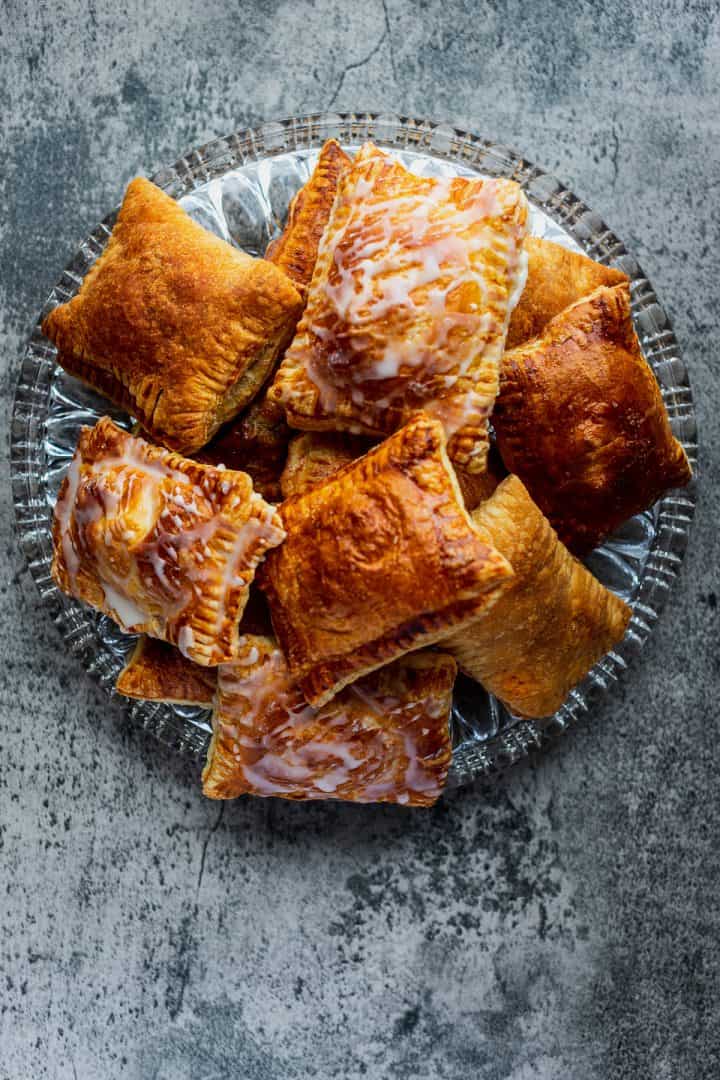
<box><xmin>444</xmin><ymin>476</ymin><xmax>632</xmax><ymax>718</ymax></box>
<box><xmin>280</xmin><ymin>430</ymin><xmax>373</xmax><ymax>499</ymax></box>
<box><xmin>265</xmin><ymin>139</ymin><xmax>352</xmax><ymax>293</ymax></box>
<box><xmin>453</xmin><ymin>444</ymin><xmax>508</xmax><ymax>513</ymax></box>
<box><xmin>202</xmin><ymin>636</ymin><xmax>455</xmax><ymax>805</ymax></box>
<box><xmin>260</xmin><ymin>413</ymin><xmax>513</xmax><ymax>707</ymax></box>
<box><xmin>42</xmin><ymin>177</ymin><xmax>303</xmax><ymax>454</ymax></box>
<box><xmin>52</xmin><ymin>417</ymin><xmax>285</xmax><ymax>665</ymax></box>
<box><xmin>116</xmin><ymin>636</ymin><xmax>217</xmax><ymax>706</ymax></box>
<box><xmin>494</xmin><ymin>283</ymin><xmax>692</xmax><ymax>554</ymax></box>
<box><xmin>506</xmin><ymin>237</ymin><xmax>628</xmax><ymax>349</ymax></box>
<box><xmin>197</xmin><ymin>390</ymin><xmax>291</xmax><ymax>503</ymax></box>
<box><xmin>270</xmin><ymin>142</ymin><xmax>528</xmax><ymax>473</ymax></box>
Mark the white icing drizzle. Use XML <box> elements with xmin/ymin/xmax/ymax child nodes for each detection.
<box><xmin>298</xmin><ymin>150</ymin><xmax>528</xmax><ymax>439</ymax></box>
<box><xmin>213</xmin><ymin>644</ymin><xmax>450</xmax><ymax>804</ymax></box>
<box><xmin>53</xmin><ymin>422</ymin><xmax>284</xmax><ymax>660</ymax></box>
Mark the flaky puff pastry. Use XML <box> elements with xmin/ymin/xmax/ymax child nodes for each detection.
<box><xmin>494</xmin><ymin>283</ymin><xmax>692</xmax><ymax>554</ymax></box>
<box><xmin>116</xmin><ymin>637</ymin><xmax>217</xmax><ymax>706</ymax></box>
<box><xmin>260</xmin><ymin>413</ymin><xmax>513</xmax><ymax>707</ymax></box>
<box><xmin>280</xmin><ymin>431</ymin><xmax>373</xmax><ymax>499</ymax></box>
<box><xmin>42</xmin><ymin>177</ymin><xmax>303</xmax><ymax>454</ymax></box>
<box><xmin>265</xmin><ymin>139</ymin><xmax>352</xmax><ymax>293</ymax></box>
<box><xmin>52</xmin><ymin>418</ymin><xmax>285</xmax><ymax>666</ymax></box>
<box><xmin>197</xmin><ymin>391</ymin><xmax>291</xmax><ymax>503</ymax></box>
<box><xmin>506</xmin><ymin>237</ymin><xmax>628</xmax><ymax>349</ymax></box>
<box><xmin>444</xmin><ymin>476</ymin><xmax>632</xmax><ymax>718</ymax></box>
<box><xmin>202</xmin><ymin>637</ymin><xmax>455</xmax><ymax>806</ymax></box>
<box><xmin>270</xmin><ymin>142</ymin><xmax>528</xmax><ymax>473</ymax></box>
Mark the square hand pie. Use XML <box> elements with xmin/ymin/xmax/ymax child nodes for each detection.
<box><xmin>259</xmin><ymin>413</ymin><xmax>513</xmax><ymax>707</ymax></box>
<box><xmin>52</xmin><ymin>417</ymin><xmax>285</xmax><ymax>666</ymax></box>
<box><xmin>42</xmin><ymin>177</ymin><xmax>303</xmax><ymax>455</ymax></box>
<box><xmin>505</xmin><ymin>237</ymin><xmax>629</xmax><ymax>349</ymax></box>
<box><xmin>265</xmin><ymin>138</ymin><xmax>351</xmax><ymax>293</ymax></box>
<box><xmin>494</xmin><ymin>283</ymin><xmax>692</xmax><ymax>554</ymax></box>
<box><xmin>280</xmin><ymin>430</ymin><xmax>373</xmax><ymax>499</ymax></box>
<box><xmin>202</xmin><ymin>636</ymin><xmax>455</xmax><ymax>806</ymax></box>
<box><xmin>270</xmin><ymin>142</ymin><xmax>528</xmax><ymax>473</ymax></box>
<box><xmin>445</xmin><ymin>477</ymin><xmax>632</xmax><ymax>718</ymax></box>
<box><xmin>197</xmin><ymin>390</ymin><xmax>291</xmax><ymax>503</ymax></box>
<box><xmin>116</xmin><ymin>636</ymin><xmax>217</xmax><ymax>707</ymax></box>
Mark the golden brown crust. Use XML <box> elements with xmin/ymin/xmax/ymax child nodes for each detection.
<box><xmin>280</xmin><ymin>430</ymin><xmax>374</xmax><ymax>499</ymax></box>
<box><xmin>453</xmin><ymin>444</ymin><xmax>508</xmax><ymax>512</ymax></box>
<box><xmin>197</xmin><ymin>390</ymin><xmax>291</xmax><ymax>503</ymax></box>
<box><xmin>444</xmin><ymin>477</ymin><xmax>632</xmax><ymax>717</ymax></box>
<box><xmin>494</xmin><ymin>283</ymin><xmax>692</xmax><ymax>554</ymax></box>
<box><xmin>259</xmin><ymin>413</ymin><xmax>513</xmax><ymax>707</ymax></box>
<box><xmin>269</xmin><ymin>142</ymin><xmax>528</xmax><ymax>473</ymax></box>
<box><xmin>51</xmin><ymin>417</ymin><xmax>285</xmax><ymax>666</ymax></box>
<box><xmin>265</xmin><ymin>139</ymin><xmax>351</xmax><ymax>293</ymax></box>
<box><xmin>202</xmin><ymin>637</ymin><xmax>455</xmax><ymax>805</ymax></box>
<box><xmin>42</xmin><ymin>177</ymin><xmax>303</xmax><ymax>454</ymax></box>
<box><xmin>116</xmin><ymin>636</ymin><xmax>217</xmax><ymax>706</ymax></box>
<box><xmin>506</xmin><ymin>237</ymin><xmax>629</xmax><ymax>349</ymax></box>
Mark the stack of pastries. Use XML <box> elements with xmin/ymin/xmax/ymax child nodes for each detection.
<box><xmin>43</xmin><ymin>140</ymin><xmax>691</xmax><ymax>807</ymax></box>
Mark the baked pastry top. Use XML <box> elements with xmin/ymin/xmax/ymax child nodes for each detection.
<box><xmin>116</xmin><ymin>636</ymin><xmax>217</xmax><ymax>706</ymax></box>
<box><xmin>202</xmin><ymin>636</ymin><xmax>455</xmax><ymax>805</ymax></box>
<box><xmin>260</xmin><ymin>412</ymin><xmax>513</xmax><ymax>707</ymax></box>
<box><xmin>265</xmin><ymin>139</ymin><xmax>351</xmax><ymax>293</ymax></box>
<box><xmin>445</xmin><ymin>476</ymin><xmax>632</xmax><ymax>717</ymax></box>
<box><xmin>506</xmin><ymin>237</ymin><xmax>629</xmax><ymax>349</ymax></box>
<box><xmin>197</xmin><ymin>390</ymin><xmax>291</xmax><ymax>503</ymax></box>
<box><xmin>52</xmin><ymin>417</ymin><xmax>285</xmax><ymax>665</ymax></box>
<box><xmin>494</xmin><ymin>283</ymin><xmax>692</xmax><ymax>554</ymax></box>
<box><xmin>269</xmin><ymin>142</ymin><xmax>528</xmax><ymax>473</ymax></box>
<box><xmin>42</xmin><ymin>176</ymin><xmax>303</xmax><ymax>454</ymax></box>
<box><xmin>280</xmin><ymin>430</ymin><xmax>373</xmax><ymax>499</ymax></box>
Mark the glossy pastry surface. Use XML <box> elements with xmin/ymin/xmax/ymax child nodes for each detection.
<box><xmin>42</xmin><ymin>177</ymin><xmax>303</xmax><ymax>454</ymax></box>
<box><xmin>270</xmin><ymin>142</ymin><xmax>528</xmax><ymax>473</ymax></box>
<box><xmin>445</xmin><ymin>476</ymin><xmax>632</xmax><ymax>717</ymax></box>
<box><xmin>260</xmin><ymin>413</ymin><xmax>513</xmax><ymax>707</ymax></box>
<box><xmin>203</xmin><ymin>636</ymin><xmax>455</xmax><ymax>806</ymax></box>
<box><xmin>280</xmin><ymin>430</ymin><xmax>373</xmax><ymax>498</ymax></box>
<box><xmin>116</xmin><ymin>636</ymin><xmax>217</xmax><ymax>706</ymax></box>
<box><xmin>494</xmin><ymin>283</ymin><xmax>691</xmax><ymax>553</ymax></box>
<box><xmin>52</xmin><ymin>417</ymin><xmax>285</xmax><ymax>666</ymax></box>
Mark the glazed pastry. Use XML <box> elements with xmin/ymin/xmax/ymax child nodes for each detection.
<box><xmin>52</xmin><ymin>417</ymin><xmax>285</xmax><ymax>666</ymax></box>
<box><xmin>444</xmin><ymin>476</ymin><xmax>632</xmax><ymax>718</ymax></box>
<box><xmin>270</xmin><ymin>142</ymin><xmax>528</xmax><ymax>474</ymax></box>
<box><xmin>265</xmin><ymin>139</ymin><xmax>351</xmax><ymax>293</ymax></box>
<box><xmin>197</xmin><ymin>390</ymin><xmax>291</xmax><ymax>503</ymax></box>
<box><xmin>260</xmin><ymin>413</ymin><xmax>513</xmax><ymax>707</ymax></box>
<box><xmin>494</xmin><ymin>283</ymin><xmax>692</xmax><ymax>554</ymax></box>
<box><xmin>280</xmin><ymin>430</ymin><xmax>373</xmax><ymax>498</ymax></box>
<box><xmin>116</xmin><ymin>636</ymin><xmax>217</xmax><ymax>706</ymax></box>
<box><xmin>506</xmin><ymin>236</ymin><xmax>628</xmax><ymax>349</ymax></box>
<box><xmin>202</xmin><ymin>636</ymin><xmax>455</xmax><ymax>806</ymax></box>
<box><xmin>42</xmin><ymin>177</ymin><xmax>303</xmax><ymax>454</ymax></box>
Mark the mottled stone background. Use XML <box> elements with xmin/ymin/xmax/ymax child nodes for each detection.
<box><xmin>1</xmin><ymin>2</ymin><xmax>719</xmax><ymax>1077</ymax></box>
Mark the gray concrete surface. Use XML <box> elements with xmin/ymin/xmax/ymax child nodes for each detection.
<box><xmin>1</xmin><ymin>2</ymin><xmax>719</xmax><ymax>1077</ymax></box>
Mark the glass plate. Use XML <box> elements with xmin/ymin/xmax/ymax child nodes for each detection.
<box><xmin>11</xmin><ymin>112</ymin><xmax>697</xmax><ymax>790</ymax></box>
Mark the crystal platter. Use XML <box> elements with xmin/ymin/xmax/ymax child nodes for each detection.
<box><xmin>11</xmin><ymin>113</ymin><xmax>697</xmax><ymax>790</ymax></box>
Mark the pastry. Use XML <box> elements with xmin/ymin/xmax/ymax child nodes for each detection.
<box><xmin>506</xmin><ymin>236</ymin><xmax>628</xmax><ymax>349</ymax></box>
<box><xmin>42</xmin><ymin>177</ymin><xmax>303</xmax><ymax>454</ymax></box>
<box><xmin>202</xmin><ymin>636</ymin><xmax>455</xmax><ymax>806</ymax></box>
<box><xmin>197</xmin><ymin>390</ymin><xmax>291</xmax><ymax>503</ymax></box>
<box><xmin>453</xmin><ymin>444</ymin><xmax>507</xmax><ymax>512</ymax></box>
<box><xmin>444</xmin><ymin>476</ymin><xmax>632</xmax><ymax>717</ymax></box>
<box><xmin>494</xmin><ymin>283</ymin><xmax>692</xmax><ymax>554</ymax></box>
<box><xmin>265</xmin><ymin>139</ymin><xmax>351</xmax><ymax>293</ymax></box>
<box><xmin>116</xmin><ymin>636</ymin><xmax>217</xmax><ymax>706</ymax></box>
<box><xmin>52</xmin><ymin>417</ymin><xmax>285</xmax><ymax>665</ymax></box>
<box><xmin>280</xmin><ymin>430</ymin><xmax>373</xmax><ymax>498</ymax></box>
<box><xmin>259</xmin><ymin>413</ymin><xmax>513</xmax><ymax>707</ymax></box>
<box><xmin>269</xmin><ymin>142</ymin><xmax>528</xmax><ymax>473</ymax></box>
